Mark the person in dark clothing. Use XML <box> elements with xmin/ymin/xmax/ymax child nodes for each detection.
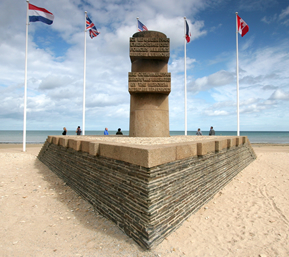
<box><xmin>116</xmin><ymin>128</ymin><xmax>123</xmax><ymax>135</ymax></box>
<box><xmin>196</xmin><ymin>128</ymin><xmax>202</xmax><ymax>135</ymax></box>
<box><xmin>62</xmin><ymin>127</ymin><xmax>67</xmax><ymax>135</ymax></box>
<box><xmin>209</xmin><ymin>126</ymin><xmax>215</xmax><ymax>136</ymax></box>
<box><xmin>76</xmin><ymin>126</ymin><xmax>82</xmax><ymax>135</ymax></box>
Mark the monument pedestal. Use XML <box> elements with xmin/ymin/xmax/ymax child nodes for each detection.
<box><xmin>38</xmin><ymin>135</ymin><xmax>257</xmax><ymax>249</ymax></box>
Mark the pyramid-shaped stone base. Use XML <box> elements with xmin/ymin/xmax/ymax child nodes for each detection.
<box><xmin>38</xmin><ymin>135</ymin><xmax>256</xmax><ymax>249</ymax></box>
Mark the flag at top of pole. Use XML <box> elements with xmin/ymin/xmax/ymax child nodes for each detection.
<box><xmin>28</xmin><ymin>3</ymin><xmax>54</xmax><ymax>25</ymax></box>
<box><xmin>137</xmin><ymin>19</ymin><xmax>148</xmax><ymax>31</ymax></box>
<box><xmin>237</xmin><ymin>15</ymin><xmax>249</xmax><ymax>37</ymax></box>
<box><xmin>185</xmin><ymin>19</ymin><xmax>191</xmax><ymax>43</ymax></box>
<box><xmin>86</xmin><ymin>14</ymin><xmax>100</xmax><ymax>39</ymax></box>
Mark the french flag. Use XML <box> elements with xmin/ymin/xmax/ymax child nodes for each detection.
<box><xmin>29</xmin><ymin>3</ymin><xmax>54</xmax><ymax>25</ymax></box>
<box><xmin>185</xmin><ymin>20</ymin><xmax>191</xmax><ymax>43</ymax></box>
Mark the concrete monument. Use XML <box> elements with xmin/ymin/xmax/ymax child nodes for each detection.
<box><xmin>129</xmin><ymin>31</ymin><xmax>170</xmax><ymax>137</ymax></box>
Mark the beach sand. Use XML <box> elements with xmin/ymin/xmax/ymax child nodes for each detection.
<box><xmin>0</xmin><ymin>143</ymin><xmax>288</xmax><ymax>257</ymax></box>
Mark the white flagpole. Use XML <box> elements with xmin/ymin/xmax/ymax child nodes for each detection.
<box><xmin>235</xmin><ymin>12</ymin><xmax>240</xmax><ymax>136</ymax></box>
<box><xmin>184</xmin><ymin>17</ymin><xmax>187</xmax><ymax>136</ymax></box>
<box><xmin>23</xmin><ymin>0</ymin><xmax>29</xmax><ymax>152</ymax></box>
<box><xmin>83</xmin><ymin>11</ymin><xmax>87</xmax><ymax>135</ymax></box>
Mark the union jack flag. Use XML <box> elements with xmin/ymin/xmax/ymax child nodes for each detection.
<box><xmin>86</xmin><ymin>14</ymin><xmax>100</xmax><ymax>39</ymax></box>
<box><xmin>138</xmin><ymin>20</ymin><xmax>148</xmax><ymax>31</ymax></box>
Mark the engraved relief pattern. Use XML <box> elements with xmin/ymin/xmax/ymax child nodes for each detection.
<box><xmin>129</xmin><ymin>72</ymin><xmax>171</xmax><ymax>93</ymax></box>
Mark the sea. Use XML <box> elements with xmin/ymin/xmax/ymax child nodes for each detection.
<box><xmin>0</xmin><ymin>130</ymin><xmax>288</xmax><ymax>144</ymax></box>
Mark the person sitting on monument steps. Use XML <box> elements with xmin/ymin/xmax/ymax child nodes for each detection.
<box><xmin>116</xmin><ymin>128</ymin><xmax>123</xmax><ymax>135</ymax></box>
<box><xmin>76</xmin><ymin>126</ymin><xmax>82</xmax><ymax>135</ymax></box>
<box><xmin>104</xmin><ymin>128</ymin><xmax>109</xmax><ymax>135</ymax></box>
<box><xmin>209</xmin><ymin>126</ymin><xmax>215</xmax><ymax>136</ymax></box>
<box><xmin>62</xmin><ymin>127</ymin><xmax>67</xmax><ymax>135</ymax></box>
<box><xmin>196</xmin><ymin>128</ymin><xmax>202</xmax><ymax>135</ymax></box>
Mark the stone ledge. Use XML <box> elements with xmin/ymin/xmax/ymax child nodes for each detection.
<box><xmin>46</xmin><ymin>135</ymin><xmax>249</xmax><ymax>168</ymax></box>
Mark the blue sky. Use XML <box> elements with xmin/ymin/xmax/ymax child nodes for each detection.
<box><xmin>0</xmin><ymin>0</ymin><xmax>288</xmax><ymax>133</ymax></box>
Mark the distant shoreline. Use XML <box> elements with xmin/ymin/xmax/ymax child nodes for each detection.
<box><xmin>0</xmin><ymin>142</ymin><xmax>289</xmax><ymax>149</ymax></box>
<box><xmin>1</xmin><ymin>131</ymin><xmax>289</xmax><ymax>144</ymax></box>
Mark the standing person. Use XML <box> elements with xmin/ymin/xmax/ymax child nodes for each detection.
<box><xmin>116</xmin><ymin>128</ymin><xmax>123</xmax><ymax>135</ymax></box>
<box><xmin>62</xmin><ymin>127</ymin><xmax>67</xmax><ymax>135</ymax></box>
<box><xmin>104</xmin><ymin>128</ymin><xmax>109</xmax><ymax>135</ymax></box>
<box><xmin>209</xmin><ymin>126</ymin><xmax>215</xmax><ymax>136</ymax></box>
<box><xmin>196</xmin><ymin>128</ymin><xmax>202</xmax><ymax>135</ymax></box>
<box><xmin>76</xmin><ymin>126</ymin><xmax>82</xmax><ymax>135</ymax></box>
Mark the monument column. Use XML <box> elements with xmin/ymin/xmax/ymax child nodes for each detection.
<box><xmin>129</xmin><ymin>31</ymin><xmax>171</xmax><ymax>137</ymax></box>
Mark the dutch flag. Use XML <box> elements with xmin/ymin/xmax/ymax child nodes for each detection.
<box><xmin>29</xmin><ymin>3</ymin><xmax>54</xmax><ymax>25</ymax></box>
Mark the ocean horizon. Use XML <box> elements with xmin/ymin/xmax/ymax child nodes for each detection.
<box><xmin>0</xmin><ymin>130</ymin><xmax>288</xmax><ymax>144</ymax></box>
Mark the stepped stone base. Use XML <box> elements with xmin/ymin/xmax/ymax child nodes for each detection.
<box><xmin>37</xmin><ymin>135</ymin><xmax>256</xmax><ymax>249</ymax></box>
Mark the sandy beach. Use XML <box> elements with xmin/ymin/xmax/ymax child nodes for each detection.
<box><xmin>0</xmin><ymin>143</ymin><xmax>288</xmax><ymax>257</ymax></box>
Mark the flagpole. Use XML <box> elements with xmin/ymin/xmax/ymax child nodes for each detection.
<box><xmin>137</xmin><ymin>17</ymin><xmax>139</xmax><ymax>31</ymax></box>
<box><xmin>83</xmin><ymin>11</ymin><xmax>87</xmax><ymax>135</ymax></box>
<box><xmin>184</xmin><ymin>17</ymin><xmax>187</xmax><ymax>136</ymax></box>
<box><xmin>23</xmin><ymin>0</ymin><xmax>29</xmax><ymax>152</ymax></box>
<box><xmin>235</xmin><ymin>12</ymin><xmax>240</xmax><ymax>136</ymax></box>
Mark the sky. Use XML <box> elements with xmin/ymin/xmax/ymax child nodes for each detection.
<box><xmin>0</xmin><ymin>0</ymin><xmax>289</xmax><ymax>133</ymax></box>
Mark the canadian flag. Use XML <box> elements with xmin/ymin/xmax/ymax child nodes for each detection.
<box><xmin>237</xmin><ymin>15</ymin><xmax>249</xmax><ymax>37</ymax></box>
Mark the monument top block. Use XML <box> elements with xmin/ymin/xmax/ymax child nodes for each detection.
<box><xmin>130</xmin><ymin>31</ymin><xmax>170</xmax><ymax>62</ymax></box>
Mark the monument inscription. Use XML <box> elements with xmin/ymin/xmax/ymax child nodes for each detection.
<box><xmin>128</xmin><ymin>72</ymin><xmax>171</xmax><ymax>93</ymax></box>
<box><xmin>130</xmin><ymin>37</ymin><xmax>170</xmax><ymax>61</ymax></box>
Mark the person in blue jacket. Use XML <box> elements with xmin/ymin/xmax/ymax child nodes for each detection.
<box><xmin>104</xmin><ymin>127</ymin><xmax>109</xmax><ymax>135</ymax></box>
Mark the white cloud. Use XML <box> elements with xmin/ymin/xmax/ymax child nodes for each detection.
<box><xmin>261</xmin><ymin>15</ymin><xmax>277</xmax><ymax>24</ymax></box>
<box><xmin>190</xmin><ymin>70</ymin><xmax>235</xmax><ymax>92</ymax></box>
<box><xmin>261</xmin><ymin>5</ymin><xmax>289</xmax><ymax>26</ymax></box>
<box><xmin>279</xmin><ymin>6</ymin><xmax>289</xmax><ymax>20</ymax></box>
<box><xmin>269</xmin><ymin>89</ymin><xmax>289</xmax><ymax>100</ymax></box>
<box><xmin>169</xmin><ymin>57</ymin><xmax>196</xmax><ymax>74</ymax></box>
<box><xmin>39</xmin><ymin>75</ymin><xmax>75</xmax><ymax>90</ymax></box>
<box><xmin>203</xmin><ymin>110</ymin><xmax>229</xmax><ymax>116</ymax></box>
